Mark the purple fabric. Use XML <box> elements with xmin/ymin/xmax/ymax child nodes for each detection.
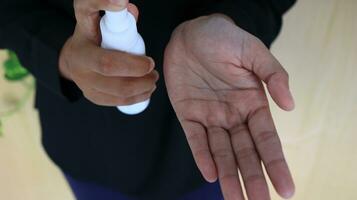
<box><xmin>64</xmin><ymin>173</ymin><xmax>223</xmax><ymax>200</ymax></box>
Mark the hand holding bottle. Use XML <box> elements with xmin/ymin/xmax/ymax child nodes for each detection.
<box><xmin>100</xmin><ymin>8</ymin><xmax>150</xmax><ymax>114</ymax></box>
<box><xmin>59</xmin><ymin>0</ymin><xmax>159</xmax><ymax>107</ymax></box>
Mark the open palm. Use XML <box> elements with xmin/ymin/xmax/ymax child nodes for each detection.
<box><xmin>164</xmin><ymin>15</ymin><xmax>295</xmax><ymax>200</ymax></box>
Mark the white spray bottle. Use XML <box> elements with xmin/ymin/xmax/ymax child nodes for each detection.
<box><xmin>100</xmin><ymin>8</ymin><xmax>149</xmax><ymax>115</ymax></box>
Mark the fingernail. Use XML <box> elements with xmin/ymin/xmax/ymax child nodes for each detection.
<box><xmin>281</xmin><ymin>82</ymin><xmax>295</xmax><ymax>111</ymax></box>
<box><xmin>286</xmin><ymin>87</ymin><xmax>295</xmax><ymax>111</ymax></box>
<box><xmin>289</xmin><ymin>94</ymin><xmax>295</xmax><ymax>110</ymax></box>
<box><xmin>281</xmin><ymin>188</ymin><xmax>295</xmax><ymax>199</ymax></box>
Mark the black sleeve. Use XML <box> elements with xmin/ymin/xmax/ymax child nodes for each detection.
<box><xmin>189</xmin><ymin>0</ymin><xmax>296</xmax><ymax>47</ymax></box>
<box><xmin>0</xmin><ymin>0</ymin><xmax>82</xmax><ymax>101</ymax></box>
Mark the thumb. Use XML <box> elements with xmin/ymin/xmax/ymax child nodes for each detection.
<box><xmin>127</xmin><ymin>3</ymin><xmax>139</xmax><ymax>22</ymax></box>
<box><xmin>246</xmin><ymin>39</ymin><xmax>295</xmax><ymax>111</ymax></box>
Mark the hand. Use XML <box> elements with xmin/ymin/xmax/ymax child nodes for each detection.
<box><xmin>59</xmin><ymin>0</ymin><xmax>159</xmax><ymax>106</ymax></box>
<box><xmin>164</xmin><ymin>14</ymin><xmax>295</xmax><ymax>200</ymax></box>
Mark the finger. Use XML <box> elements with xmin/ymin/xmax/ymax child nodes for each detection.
<box><xmin>90</xmin><ymin>71</ymin><xmax>159</xmax><ymax>98</ymax></box>
<box><xmin>208</xmin><ymin>127</ymin><xmax>244</xmax><ymax>200</ymax></box>
<box><xmin>79</xmin><ymin>42</ymin><xmax>154</xmax><ymax>77</ymax></box>
<box><xmin>127</xmin><ymin>3</ymin><xmax>139</xmax><ymax>21</ymax></box>
<box><xmin>121</xmin><ymin>87</ymin><xmax>155</xmax><ymax>105</ymax></box>
<box><xmin>230</xmin><ymin>124</ymin><xmax>270</xmax><ymax>200</ymax></box>
<box><xmin>83</xmin><ymin>87</ymin><xmax>154</xmax><ymax>106</ymax></box>
<box><xmin>74</xmin><ymin>0</ymin><xmax>128</xmax><ymax>38</ymax></box>
<box><xmin>247</xmin><ymin>105</ymin><xmax>295</xmax><ymax>199</ymax></box>
<box><xmin>249</xmin><ymin>40</ymin><xmax>295</xmax><ymax>111</ymax></box>
<box><xmin>180</xmin><ymin>120</ymin><xmax>217</xmax><ymax>183</ymax></box>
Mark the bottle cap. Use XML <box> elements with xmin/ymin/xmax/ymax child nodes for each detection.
<box><xmin>103</xmin><ymin>9</ymin><xmax>130</xmax><ymax>33</ymax></box>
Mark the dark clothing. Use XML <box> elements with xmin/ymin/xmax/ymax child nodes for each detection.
<box><xmin>0</xmin><ymin>0</ymin><xmax>295</xmax><ymax>199</ymax></box>
<box><xmin>65</xmin><ymin>173</ymin><xmax>223</xmax><ymax>200</ymax></box>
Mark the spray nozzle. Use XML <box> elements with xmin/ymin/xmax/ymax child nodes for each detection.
<box><xmin>103</xmin><ymin>8</ymin><xmax>131</xmax><ymax>33</ymax></box>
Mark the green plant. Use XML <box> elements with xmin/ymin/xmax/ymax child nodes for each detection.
<box><xmin>0</xmin><ymin>50</ymin><xmax>34</xmax><ymax>136</ymax></box>
<box><xmin>3</xmin><ymin>50</ymin><xmax>29</xmax><ymax>81</ymax></box>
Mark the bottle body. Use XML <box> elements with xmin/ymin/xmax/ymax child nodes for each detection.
<box><xmin>100</xmin><ymin>10</ymin><xmax>150</xmax><ymax>115</ymax></box>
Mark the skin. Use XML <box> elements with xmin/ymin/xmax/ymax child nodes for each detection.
<box><xmin>59</xmin><ymin>0</ymin><xmax>159</xmax><ymax>106</ymax></box>
<box><xmin>164</xmin><ymin>14</ymin><xmax>296</xmax><ymax>200</ymax></box>
<box><xmin>60</xmin><ymin>0</ymin><xmax>294</xmax><ymax>199</ymax></box>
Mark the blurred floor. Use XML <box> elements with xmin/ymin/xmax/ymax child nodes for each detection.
<box><xmin>0</xmin><ymin>0</ymin><xmax>356</xmax><ymax>199</ymax></box>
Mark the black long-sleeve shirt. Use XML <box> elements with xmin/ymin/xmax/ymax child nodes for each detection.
<box><xmin>0</xmin><ymin>0</ymin><xmax>295</xmax><ymax>199</ymax></box>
